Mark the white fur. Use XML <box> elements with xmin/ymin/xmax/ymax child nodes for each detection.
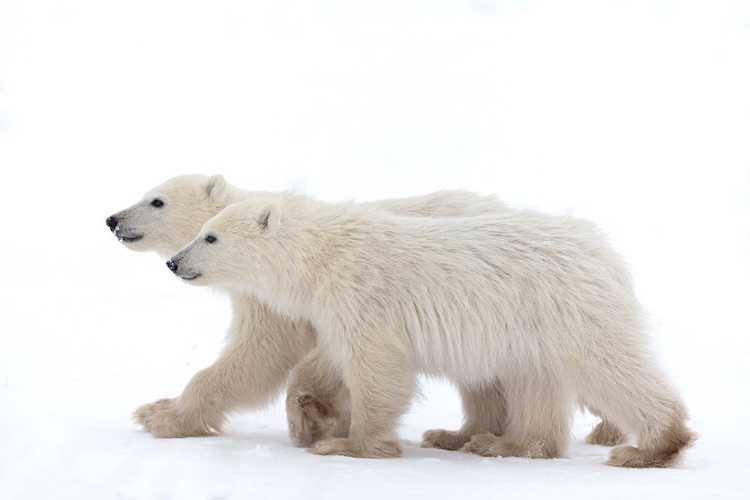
<box><xmin>113</xmin><ymin>175</ymin><xmax>603</xmax><ymax>447</ymax></box>
<box><xmin>172</xmin><ymin>194</ymin><xmax>694</xmax><ymax>467</ymax></box>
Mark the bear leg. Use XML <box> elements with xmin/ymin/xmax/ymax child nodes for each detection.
<box><xmin>134</xmin><ymin>300</ymin><xmax>312</xmax><ymax>438</ymax></box>
<box><xmin>422</xmin><ymin>380</ymin><xmax>506</xmax><ymax>451</ymax></box>
<box><xmin>461</xmin><ymin>372</ymin><xmax>571</xmax><ymax>459</ymax></box>
<box><xmin>586</xmin><ymin>418</ymin><xmax>627</xmax><ymax>446</ymax></box>
<box><xmin>308</xmin><ymin>344</ymin><xmax>416</xmax><ymax>458</ymax></box>
<box><xmin>578</xmin><ymin>350</ymin><xmax>695</xmax><ymax>468</ymax></box>
<box><xmin>286</xmin><ymin>347</ymin><xmax>351</xmax><ymax>447</ymax></box>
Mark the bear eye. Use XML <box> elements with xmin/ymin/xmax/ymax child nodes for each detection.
<box><xmin>205</xmin><ymin>234</ymin><xmax>217</xmax><ymax>244</ymax></box>
<box><xmin>151</xmin><ymin>198</ymin><xmax>164</xmax><ymax>208</ymax></box>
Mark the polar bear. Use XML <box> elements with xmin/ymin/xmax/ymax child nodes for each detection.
<box><xmin>167</xmin><ymin>194</ymin><xmax>694</xmax><ymax>468</ymax></box>
<box><xmin>108</xmin><ymin>175</ymin><xmax>630</xmax><ymax>446</ymax></box>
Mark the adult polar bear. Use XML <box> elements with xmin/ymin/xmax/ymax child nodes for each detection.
<box><xmin>106</xmin><ymin>175</ymin><xmax>622</xmax><ymax>447</ymax></box>
<box><xmin>168</xmin><ymin>195</ymin><xmax>694</xmax><ymax>468</ymax></box>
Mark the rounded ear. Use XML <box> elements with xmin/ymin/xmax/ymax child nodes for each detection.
<box><xmin>257</xmin><ymin>204</ymin><xmax>281</xmax><ymax>231</ymax></box>
<box><xmin>205</xmin><ymin>174</ymin><xmax>227</xmax><ymax>199</ymax></box>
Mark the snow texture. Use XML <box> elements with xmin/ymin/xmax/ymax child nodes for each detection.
<box><xmin>1</xmin><ymin>0</ymin><xmax>749</xmax><ymax>498</ymax></box>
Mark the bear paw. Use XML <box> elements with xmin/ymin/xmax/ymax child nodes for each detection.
<box><xmin>606</xmin><ymin>427</ymin><xmax>695</xmax><ymax>469</ymax></box>
<box><xmin>421</xmin><ymin>429</ymin><xmax>473</xmax><ymax>451</ymax></box>
<box><xmin>308</xmin><ymin>437</ymin><xmax>402</xmax><ymax>458</ymax></box>
<box><xmin>585</xmin><ymin>420</ymin><xmax>626</xmax><ymax>446</ymax></box>
<box><xmin>461</xmin><ymin>433</ymin><xmax>566</xmax><ymax>459</ymax></box>
<box><xmin>459</xmin><ymin>433</ymin><xmax>510</xmax><ymax>457</ymax></box>
<box><xmin>287</xmin><ymin>392</ymin><xmax>342</xmax><ymax>447</ymax></box>
<box><xmin>133</xmin><ymin>398</ymin><xmax>220</xmax><ymax>438</ymax></box>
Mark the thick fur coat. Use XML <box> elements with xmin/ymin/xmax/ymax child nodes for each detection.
<box><xmin>107</xmin><ymin>176</ymin><xmax>632</xmax><ymax>449</ymax></box>
<box><xmin>169</xmin><ymin>194</ymin><xmax>693</xmax><ymax>467</ymax></box>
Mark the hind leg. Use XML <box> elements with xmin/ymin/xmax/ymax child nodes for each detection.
<box><xmin>585</xmin><ymin>408</ymin><xmax>626</xmax><ymax>446</ymax></box>
<box><xmin>578</xmin><ymin>353</ymin><xmax>694</xmax><ymax>468</ymax></box>
<box><xmin>421</xmin><ymin>380</ymin><xmax>506</xmax><ymax>451</ymax></box>
<box><xmin>461</xmin><ymin>373</ymin><xmax>571</xmax><ymax>459</ymax></box>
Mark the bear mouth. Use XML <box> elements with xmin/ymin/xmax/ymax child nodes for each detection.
<box><xmin>180</xmin><ymin>273</ymin><xmax>202</xmax><ymax>281</ymax></box>
<box><xmin>119</xmin><ymin>235</ymin><xmax>143</xmax><ymax>243</ymax></box>
<box><xmin>115</xmin><ymin>227</ymin><xmax>143</xmax><ymax>243</ymax></box>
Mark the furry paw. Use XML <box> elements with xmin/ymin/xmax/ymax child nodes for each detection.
<box><xmin>421</xmin><ymin>429</ymin><xmax>473</xmax><ymax>451</ymax></box>
<box><xmin>605</xmin><ymin>420</ymin><xmax>695</xmax><ymax>468</ymax></box>
<box><xmin>133</xmin><ymin>398</ymin><xmax>220</xmax><ymax>438</ymax></box>
<box><xmin>460</xmin><ymin>433</ymin><xmax>564</xmax><ymax>459</ymax></box>
<box><xmin>308</xmin><ymin>437</ymin><xmax>402</xmax><ymax>458</ymax></box>
<box><xmin>606</xmin><ymin>445</ymin><xmax>652</xmax><ymax>468</ymax></box>
<box><xmin>460</xmin><ymin>433</ymin><xmax>509</xmax><ymax>457</ymax></box>
<box><xmin>585</xmin><ymin>420</ymin><xmax>626</xmax><ymax>446</ymax></box>
<box><xmin>286</xmin><ymin>392</ymin><xmax>340</xmax><ymax>447</ymax></box>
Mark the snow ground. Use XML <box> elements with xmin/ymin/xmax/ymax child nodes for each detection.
<box><xmin>1</xmin><ymin>0</ymin><xmax>749</xmax><ymax>498</ymax></box>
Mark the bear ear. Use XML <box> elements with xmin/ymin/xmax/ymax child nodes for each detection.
<box><xmin>205</xmin><ymin>174</ymin><xmax>226</xmax><ymax>199</ymax></box>
<box><xmin>257</xmin><ymin>204</ymin><xmax>281</xmax><ymax>231</ymax></box>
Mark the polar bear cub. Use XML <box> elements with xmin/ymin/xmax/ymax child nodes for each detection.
<box><xmin>114</xmin><ymin>175</ymin><xmax>624</xmax><ymax>446</ymax></box>
<box><xmin>168</xmin><ymin>194</ymin><xmax>694</xmax><ymax>468</ymax></box>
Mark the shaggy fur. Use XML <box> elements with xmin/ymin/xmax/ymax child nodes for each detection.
<box><xmin>169</xmin><ymin>194</ymin><xmax>694</xmax><ymax>467</ymax></box>
<box><xmin>107</xmin><ymin>176</ymin><xmax>638</xmax><ymax>445</ymax></box>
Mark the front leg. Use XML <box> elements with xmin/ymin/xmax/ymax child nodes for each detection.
<box><xmin>134</xmin><ymin>296</ymin><xmax>315</xmax><ymax>437</ymax></box>
<box><xmin>134</xmin><ymin>369</ymin><xmax>224</xmax><ymax>438</ymax></box>
<box><xmin>309</xmin><ymin>342</ymin><xmax>416</xmax><ymax>458</ymax></box>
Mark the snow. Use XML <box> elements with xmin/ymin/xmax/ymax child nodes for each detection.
<box><xmin>1</xmin><ymin>0</ymin><xmax>749</xmax><ymax>498</ymax></box>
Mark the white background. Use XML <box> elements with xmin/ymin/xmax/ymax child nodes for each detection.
<box><xmin>1</xmin><ymin>0</ymin><xmax>749</xmax><ymax>498</ymax></box>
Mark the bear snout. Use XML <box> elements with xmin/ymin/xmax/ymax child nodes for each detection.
<box><xmin>106</xmin><ymin>215</ymin><xmax>118</xmax><ymax>231</ymax></box>
<box><xmin>166</xmin><ymin>260</ymin><xmax>179</xmax><ymax>273</ymax></box>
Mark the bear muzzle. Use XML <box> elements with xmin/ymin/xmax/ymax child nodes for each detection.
<box><xmin>107</xmin><ymin>214</ymin><xmax>143</xmax><ymax>243</ymax></box>
<box><xmin>167</xmin><ymin>259</ymin><xmax>202</xmax><ymax>281</ymax></box>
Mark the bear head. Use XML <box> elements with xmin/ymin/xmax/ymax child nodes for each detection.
<box><xmin>105</xmin><ymin>174</ymin><xmax>229</xmax><ymax>259</ymax></box>
<box><xmin>166</xmin><ymin>198</ymin><xmax>287</xmax><ymax>290</ymax></box>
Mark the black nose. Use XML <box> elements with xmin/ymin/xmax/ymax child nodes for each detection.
<box><xmin>106</xmin><ymin>216</ymin><xmax>118</xmax><ymax>231</ymax></box>
<box><xmin>166</xmin><ymin>260</ymin><xmax>178</xmax><ymax>273</ymax></box>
